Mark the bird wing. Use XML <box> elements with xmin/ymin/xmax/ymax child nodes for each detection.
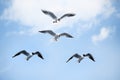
<box><xmin>41</xmin><ymin>9</ymin><xmax>57</xmax><ymax>20</ymax></box>
<box><xmin>39</xmin><ymin>30</ymin><xmax>56</xmax><ymax>36</ymax></box>
<box><xmin>66</xmin><ymin>56</ymin><xmax>74</xmax><ymax>63</ymax></box>
<box><xmin>12</xmin><ymin>50</ymin><xmax>29</xmax><ymax>58</ymax></box>
<box><xmin>66</xmin><ymin>53</ymin><xmax>79</xmax><ymax>63</ymax></box>
<box><xmin>73</xmin><ymin>53</ymin><xmax>81</xmax><ymax>58</ymax></box>
<box><xmin>58</xmin><ymin>13</ymin><xmax>75</xmax><ymax>21</ymax></box>
<box><xmin>34</xmin><ymin>51</ymin><xmax>44</xmax><ymax>59</ymax></box>
<box><xmin>59</xmin><ymin>33</ymin><xmax>73</xmax><ymax>38</ymax></box>
<box><xmin>86</xmin><ymin>53</ymin><xmax>95</xmax><ymax>62</ymax></box>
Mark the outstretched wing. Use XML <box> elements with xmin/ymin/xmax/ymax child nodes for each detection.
<box><xmin>73</xmin><ymin>53</ymin><xmax>81</xmax><ymax>58</ymax></box>
<box><xmin>66</xmin><ymin>53</ymin><xmax>79</xmax><ymax>63</ymax></box>
<box><xmin>41</xmin><ymin>9</ymin><xmax>57</xmax><ymax>20</ymax></box>
<box><xmin>32</xmin><ymin>51</ymin><xmax>44</xmax><ymax>59</ymax></box>
<box><xmin>39</xmin><ymin>30</ymin><xmax>56</xmax><ymax>36</ymax></box>
<box><xmin>66</xmin><ymin>56</ymin><xmax>74</xmax><ymax>63</ymax></box>
<box><xmin>59</xmin><ymin>33</ymin><xmax>73</xmax><ymax>38</ymax></box>
<box><xmin>58</xmin><ymin>13</ymin><xmax>75</xmax><ymax>21</ymax></box>
<box><xmin>85</xmin><ymin>53</ymin><xmax>95</xmax><ymax>62</ymax></box>
<box><xmin>12</xmin><ymin>50</ymin><xmax>29</xmax><ymax>58</ymax></box>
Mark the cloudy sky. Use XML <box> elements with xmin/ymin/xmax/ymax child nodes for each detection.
<box><xmin>0</xmin><ymin>0</ymin><xmax>120</xmax><ymax>80</ymax></box>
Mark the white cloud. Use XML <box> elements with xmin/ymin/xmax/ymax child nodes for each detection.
<box><xmin>0</xmin><ymin>0</ymin><xmax>116</xmax><ymax>35</ymax></box>
<box><xmin>92</xmin><ymin>27</ymin><xmax>112</xmax><ymax>44</ymax></box>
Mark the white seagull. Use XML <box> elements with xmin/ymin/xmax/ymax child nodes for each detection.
<box><xmin>66</xmin><ymin>53</ymin><xmax>95</xmax><ymax>63</ymax></box>
<box><xmin>39</xmin><ymin>30</ymin><xmax>73</xmax><ymax>41</ymax></box>
<box><xmin>12</xmin><ymin>50</ymin><xmax>44</xmax><ymax>61</ymax></box>
<box><xmin>41</xmin><ymin>9</ymin><xmax>75</xmax><ymax>23</ymax></box>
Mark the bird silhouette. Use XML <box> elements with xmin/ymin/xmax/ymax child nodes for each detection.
<box><xmin>39</xmin><ymin>30</ymin><xmax>73</xmax><ymax>41</ymax></box>
<box><xmin>41</xmin><ymin>9</ymin><xmax>75</xmax><ymax>23</ymax></box>
<box><xmin>66</xmin><ymin>53</ymin><xmax>95</xmax><ymax>63</ymax></box>
<box><xmin>12</xmin><ymin>50</ymin><xmax>44</xmax><ymax>61</ymax></box>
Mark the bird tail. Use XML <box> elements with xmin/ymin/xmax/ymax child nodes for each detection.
<box><xmin>26</xmin><ymin>56</ymin><xmax>32</xmax><ymax>61</ymax></box>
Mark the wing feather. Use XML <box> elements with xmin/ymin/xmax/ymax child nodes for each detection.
<box><xmin>59</xmin><ymin>33</ymin><xmax>73</xmax><ymax>38</ymax></box>
<box><xmin>66</xmin><ymin>56</ymin><xmax>73</xmax><ymax>63</ymax></box>
<box><xmin>85</xmin><ymin>53</ymin><xmax>95</xmax><ymax>62</ymax></box>
<box><xmin>12</xmin><ymin>50</ymin><xmax>29</xmax><ymax>58</ymax></box>
<box><xmin>41</xmin><ymin>10</ymin><xmax>57</xmax><ymax>20</ymax></box>
<box><xmin>39</xmin><ymin>30</ymin><xmax>56</xmax><ymax>36</ymax></box>
<box><xmin>66</xmin><ymin>53</ymin><xmax>79</xmax><ymax>63</ymax></box>
<box><xmin>58</xmin><ymin>13</ymin><xmax>75</xmax><ymax>21</ymax></box>
<box><xmin>32</xmin><ymin>51</ymin><xmax>44</xmax><ymax>59</ymax></box>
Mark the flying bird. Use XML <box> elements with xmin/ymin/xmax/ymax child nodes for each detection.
<box><xmin>39</xmin><ymin>30</ymin><xmax>73</xmax><ymax>41</ymax></box>
<box><xmin>41</xmin><ymin>9</ymin><xmax>75</xmax><ymax>23</ymax></box>
<box><xmin>32</xmin><ymin>51</ymin><xmax>44</xmax><ymax>59</ymax></box>
<box><xmin>83</xmin><ymin>53</ymin><xmax>95</xmax><ymax>62</ymax></box>
<box><xmin>66</xmin><ymin>53</ymin><xmax>95</xmax><ymax>63</ymax></box>
<box><xmin>66</xmin><ymin>53</ymin><xmax>84</xmax><ymax>63</ymax></box>
<box><xmin>12</xmin><ymin>50</ymin><xmax>44</xmax><ymax>61</ymax></box>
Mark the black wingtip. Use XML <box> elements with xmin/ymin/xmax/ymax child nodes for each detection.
<box><xmin>69</xmin><ymin>36</ymin><xmax>74</xmax><ymax>38</ymax></box>
<box><xmin>71</xmin><ymin>36</ymin><xmax>74</xmax><ymax>38</ymax></box>
<box><xmin>38</xmin><ymin>31</ymin><xmax>44</xmax><ymax>33</ymax></box>
<box><xmin>41</xmin><ymin>9</ymin><xmax>48</xmax><ymax>14</ymax></box>
<box><xmin>41</xmin><ymin>9</ymin><xmax>45</xmax><ymax>12</ymax></box>
<box><xmin>41</xmin><ymin>56</ymin><xmax>44</xmax><ymax>60</ymax></box>
<box><xmin>93</xmin><ymin>60</ymin><xmax>95</xmax><ymax>62</ymax></box>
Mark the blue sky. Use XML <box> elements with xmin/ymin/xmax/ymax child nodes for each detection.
<box><xmin>0</xmin><ymin>0</ymin><xmax>120</xmax><ymax>80</ymax></box>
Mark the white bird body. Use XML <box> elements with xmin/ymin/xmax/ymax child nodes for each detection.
<box><xmin>41</xmin><ymin>9</ymin><xmax>75</xmax><ymax>23</ymax></box>
<box><xmin>54</xmin><ymin>34</ymin><xmax>60</xmax><ymax>41</ymax></box>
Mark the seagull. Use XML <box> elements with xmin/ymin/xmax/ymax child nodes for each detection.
<box><xmin>12</xmin><ymin>50</ymin><xmax>44</xmax><ymax>61</ymax></box>
<box><xmin>66</xmin><ymin>53</ymin><xmax>95</xmax><ymax>63</ymax></box>
<box><xmin>83</xmin><ymin>53</ymin><xmax>95</xmax><ymax>62</ymax></box>
<box><xmin>39</xmin><ymin>30</ymin><xmax>73</xmax><ymax>41</ymax></box>
<box><xmin>66</xmin><ymin>53</ymin><xmax>84</xmax><ymax>63</ymax></box>
<box><xmin>41</xmin><ymin>9</ymin><xmax>75</xmax><ymax>23</ymax></box>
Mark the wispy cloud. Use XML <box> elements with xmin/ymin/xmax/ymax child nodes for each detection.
<box><xmin>92</xmin><ymin>27</ymin><xmax>112</xmax><ymax>44</ymax></box>
<box><xmin>0</xmin><ymin>0</ymin><xmax>116</xmax><ymax>35</ymax></box>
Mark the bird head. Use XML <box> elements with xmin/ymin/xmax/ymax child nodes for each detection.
<box><xmin>32</xmin><ymin>52</ymin><xmax>35</xmax><ymax>55</ymax></box>
<box><xmin>58</xmin><ymin>19</ymin><xmax>60</xmax><ymax>21</ymax></box>
<box><xmin>83</xmin><ymin>54</ymin><xmax>86</xmax><ymax>57</ymax></box>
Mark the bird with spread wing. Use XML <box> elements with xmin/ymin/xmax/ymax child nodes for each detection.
<box><xmin>41</xmin><ymin>9</ymin><xmax>75</xmax><ymax>23</ymax></box>
<box><xmin>12</xmin><ymin>50</ymin><xmax>44</xmax><ymax>61</ymax></box>
<box><xmin>39</xmin><ymin>30</ymin><xmax>73</xmax><ymax>41</ymax></box>
<box><xmin>66</xmin><ymin>53</ymin><xmax>95</xmax><ymax>63</ymax></box>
